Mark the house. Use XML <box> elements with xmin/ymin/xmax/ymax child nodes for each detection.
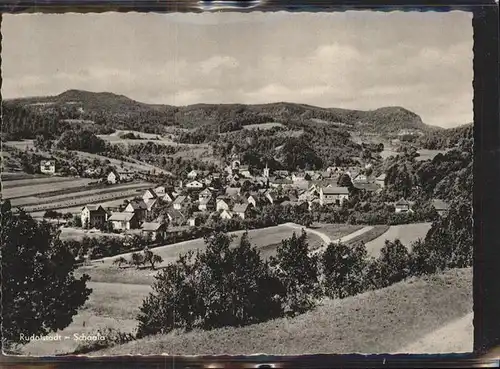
<box><xmin>40</xmin><ymin>160</ymin><xmax>56</xmax><ymax>175</ymax></box>
<box><xmin>233</xmin><ymin>203</ymin><xmax>250</xmax><ymax>219</ymax></box>
<box><xmin>292</xmin><ymin>172</ymin><xmax>307</xmax><ymax>182</ymax></box>
<box><xmin>198</xmin><ymin>197</ymin><xmax>215</xmax><ymax>212</ymax></box>
<box><xmin>167</xmin><ymin>209</ymin><xmax>186</xmax><ymax>226</ymax></box>
<box><xmin>239</xmin><ymin>165</ymin><xmax>252</xmax><ymax>178</ymax></box>
<box><xmin>265</xmin><ymin>190</ymin><xmax>279</xmax><ymax>204</ymax></box>
<box><xmin>142</xmin><ymin>188</ymin><xmax>158</xmax><ymax>201</ymax></box>
<box><xmin>225</xmin><ymin>187</ymin><xmax>241</xmax><ymax>198</ymax></box>
<box><xmin>247</xmin><ymin>194</ymin><xmax>264</xmax><ymax>208</ymax></box>
<box><xmin>319</xmin><ymin>186</ymin><xmax>349</xmax><ymax>206</ymax></box>
<box><xmin>153</xmin><ymin>186</ymin><xmax>166</xmax><ymax>197</ymax></box>
<box><xmin>432</xmin><ymin>199</ymin><xmax>450</xmax><ymax>217</ymax></box>
<box><xmin>185</xmin><ymin>180</ymin><xmax>204</xmax><ymax>190</ymax></box>
<box><xmin>394</xmin><ymin>198</ymin><xmax>412</xmax><ymax>213</ymax></box>
<box><xmin>124</xmin><ymin>199</ymin><xmax>148</xmax><ymax>222</ymax></box>
<box><xmin>107</xmin><ymin>170</ymin><xmax>120</xmax><ymax>184</ymax></box>
<box><xmin>375</xmin><ymin>173</ymin><xmax>387</xmax><ymax>189</ymax></box>
<box><xmin>220</xmin><ymin>209</ymin><xmax>233</xmax><ymax>220</ymax></box>
<box><xmin>269</xmin><ymin>178</ymin><xmax>294</xmax><ymax>189</ymax></box>
<box><xmin>352</xmin><ymin>173</ymin><xmax>369</xmax><ymax>183</ymax></box>
<box><xmin>216</xmin><ymin>197</ymin><xmax>231</xmax><ymax>212</ymax></box>
<box><xmin>108</xmin><ymin>212</ymin><xmax>139</xmax><ymax>230</ymax></box>
<box><xmin>144</xmin><ymin>198</ymin><xmax>160</xmax><ymax>215</ymax></box>
<box><xmin>161</xmin><ymin>192</ymin><xmax>176</xmax><ymax>203</ymax></box>
<box><xmin>81</xmin><ymin>205</ymin><xmax>107</xmax><ymax>229</ymax></box>
<box><xmin>172</xmin><ymin>195</ymin><xmax>190</xmax><ymax>210</ymax></box>
<box><xmin>188</xmin><ymin>212</ymin><xmax>203</xmax><ymax>227</ymax></box>
<box><xmin>198</xmin><ymin>188</ymin><xmax>213</xmax><ymax>202</ymax></box>
<box><xmin>141</xmin><ymin>222</ymin><xmax>167</xmax><ymax>241</ymax></box>
<box><xmin>187</xmin><ymin>170</ymin><xmax>198</xmax><ymax>180</ymax></box>
<box><xmin>275</xmin><ymin>170</ymin><xmax>290</xmax><ymax>177</ymax></box>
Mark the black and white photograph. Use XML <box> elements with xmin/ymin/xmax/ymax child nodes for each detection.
<box><xmin>1</xmin><ymin>10</ymin><xmax>473</xmax><ymax>356</ymax></box>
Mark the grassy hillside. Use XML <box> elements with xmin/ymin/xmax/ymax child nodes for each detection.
<box><xmin>5</xmin><ymin>89</ymin><xmax>437</xmax><ymax>136</ymax></box>
<box><xmin>94</xmin><ymin>267</ymin><xmax>471</xmax><ymax>356</ymax></box>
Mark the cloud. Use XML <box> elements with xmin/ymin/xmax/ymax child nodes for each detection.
<box><xmin>199</xmin><ymin>56</ymin><xmax>239</xmax><ymax>75</ymax></box>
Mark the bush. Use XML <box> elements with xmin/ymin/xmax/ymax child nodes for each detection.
<box><xmin>368</xmin><ymin>239</ymin><xmax>411</xmax><ymax>289</ymax></box>
<box><xmin>270</xmin><ymin>230</ymin><xmax>321</xmax><ymax>315</ymax></box>
<box><xmin>137</xmin><ymin>231</ymin><xmax>284</xmax><ymax>338</ymax></box>
<box><xmin>321</xmin><ymin>242</ymin><xmax>368</xmax><ymax>299</ymax></box>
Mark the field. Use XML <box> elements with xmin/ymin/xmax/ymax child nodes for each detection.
<box><xmin>345</xmin><ymin>225</ymin><xmax>390</xmax><ymax>246</ymax></box>
<box><xmin>94</xmin><ymin>268</ymin><xmax>472</xmax><ymax>356</ymax></box>
<box><xmin>3</xmin><ymin>178</ymin><xmax>94</xmax><ymax>199</ymax></box>
<box><xmin>2</xmin><ymin>175</ymin><xmax>80</xmax><ymax>189</ymax></box>
<box><xmin>59</xmin><ymin>227</ymin><xmax>126</xmax><ymax>241</ymax></box>
<box><xmin>1</xmin><ymin>172</ymin><xmax>50</xmax><ymax>182</ymax></box>
<box><xmin>243</xmin><ymin>122</ymin><xmax>285</xmax><ymax>130</ymax></box>
<box><xmin>3</xmin><ymin>175</ymin><xmax>152</xmax><ymax>215</ymax></box>
<box><xmin>10</xmin><ymin>182</ymin><xmax>151</xmax><ymax>207</ymax></box>
<box><xmin>364</xmin><ymin>223</ymin><xmax>432</xmax><ymax>257</ymax></box>
<box><xmin>314</xmin><ymin>223</ymin><xmax>364</xmax><ymax>241</ymax></box>
<box><xmin>3</xmin><ymin>139</ymin><xmax>35</xmax><ymax>150</ymax></box>
<box><xmin>80</xmin><ymin>224</ymin><xmax>325</xmax><ymax>285</ymax></box>
<box><xmin>72</xmin><ymin>150</ymin><xmax>171</xmax><ymax>175</ymax></box>
<box><xmin>416</xmin><ymin>149</ymin><xmax>448</xmax><ymax>161</ymax></box>
<box><xmin>97</xmin><ymin>130</ymin><xmax>176</xmax><ymax>146</ymax></box>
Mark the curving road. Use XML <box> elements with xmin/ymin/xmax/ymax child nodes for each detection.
<box><xmin>281</xmin><ymin>223</ymin><xmax>374</xmax><ymax>256</ymax></box>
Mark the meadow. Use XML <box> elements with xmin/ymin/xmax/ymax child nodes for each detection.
<box><xmin>94</xmin><ymin>268</ymin><xmax>472</xmax><ymax>356</ymax></box>
<box><xmin>364</xmin><ymin>223</ymin><xmax>432</xmax><ymax>257</ymax></box>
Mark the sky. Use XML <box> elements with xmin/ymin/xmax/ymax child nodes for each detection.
<box><xmin>2</xmin><ymin>11</ymin><xmax>472</xmax><ymax>128</ymax></box>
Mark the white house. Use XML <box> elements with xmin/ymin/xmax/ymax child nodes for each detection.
<box><xmin>124</xmin><ymin>200</ymin><xmax>148</xmax><ymax>222</ymax></box>
<box><xmin>394</xmin><ymin>198</ymin><xmax>413</xmax><ymax>214</ymax></box>
<box><xmin>198</xmin><ymin>188</ymin><xmax>212</xmax><ymax>201</ymax></box>
<box><xmin>375</xmin><ymin>173</ymin><xmax>387</xmax><ymax>189</ymax></box>
<box><xmin>154</xmin><ymin>186</ymin><xmax>166</xmax><ymax>197</ymax></box>
<box><xmin>107</xmin><ymin>170</ymin><xmax>120</xmax><ymax>184</ymax></box>
<box><xmin>172</xmin><ymin>196</ymin><xmax>190</xmax><ymax>210</ymax></box>
<box><xmin>198</xmin><ymin>197</ymin><xmax>215</xmax><ymax>212</ymax></box>
<box><xmin>187</xmin><ymin>170</ymin><xmax>198</xmax><ymax>180</ymax></box>
<box><xmin>161</xmin><ymin>192</ymin><xmax>176</xmax><ymax>203</ymax></box>
<box><xmin>220</xmin><ymin>209</ymin><xmax>233</xmax><ymax>220</ymax></box>
<box><xmin>233</xmin><ymin>203</ymin><xmax>250</xmax><ymax>219</ymax></box>
<box><xmin>185</xmin><ymin>180</ymin><xmax>204</xmax><ymax>190</ymax></box>
<box><xmin>216</xmin><ymin>198</ymin><xmax>231</xmax><ymax>212</ymax></box>
<box><xmin>80</xmin><ymin>205</ymin><xmax>107</xmax><ymax>229</ymax></box>
<box><xmin>108</xmin><ymin>212</ymin><xmax>139</xmax><ymax>230</ymax></box>
<box><xmin>40</xmin><ymin>160</ymin><xmax>56</xmax><ymax>175</ymax></box>
<box><xmin>142</xmin><ymin>188</ymin><xmax>158</xmax><ymax>201</ymax></box>
<box><xmin>141</xmin><ymin>222</ymin><xmax>167</xmax><ymax>241</ymax></box>
<box><xmin>319</xmin><ymin>186</ymin><xmax>349</xmax><ymax>206</ymax></box>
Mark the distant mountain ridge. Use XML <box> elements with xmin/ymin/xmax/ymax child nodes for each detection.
<box><xmin>6</xmin><ymin>89</ymin><xmax>441</xmax><ymax>135</ymax></box>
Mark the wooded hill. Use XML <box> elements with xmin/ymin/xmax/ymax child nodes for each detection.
<box><xmin>4</xmin><ymin>89</ymin><xmax>438</xmax><ymax>138</ymax></box>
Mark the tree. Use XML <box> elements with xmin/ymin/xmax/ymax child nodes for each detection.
<box><xmin>143</xmin><ymin>250</ymin><xmax>163</xmax><ymax>270</ymax></box>
<box><xmin>113</xmin><ymin>257</ymin><xmax>128</xmax><ymax>268</ymax></box>
<box><xmin>270</xmin><ymin>230</ymin><xmax>321</xmax><ymax>315</ymax></box>
<box><xmin>372</xmin><ymin>239</ymin><xmax>411</xmax><ymax>288</ymax></box>
<box><xmin>130</xmin><ymin>252</ymin><xmax>145</xmax><ymax>268</ymax></box>
<box><xmin>321</xmin><ymin>242</ymin><xmax>368</xmax><ymax>299</ymax></box>
<box><xmin>1</xmin><ymin>201</ymin><xmax>92</xmax><ymax>349</ymax></box>
<box><xmin>338</xmin><ymin>173</ymin><xmax>353</xmax><ymax>188</ymax></box>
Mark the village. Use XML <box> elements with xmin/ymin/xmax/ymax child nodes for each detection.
<box><xmin>67</xmin><ymin>152</ymin><xmax>439</xmax><ymax>245</ymax></box>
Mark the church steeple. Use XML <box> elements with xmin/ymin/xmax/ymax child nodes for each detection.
<box><xmin>263</xmin><ymin>162</ymin><xmax>270</xmax><ymax>178</ymax></box>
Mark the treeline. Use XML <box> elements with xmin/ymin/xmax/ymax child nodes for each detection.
<box><xmin>417</xmin><ymin>123</ymin><xmax>472</xmax><ymax>150</ymax></box>
<box><xmin>136</xmin><ymin>197</ymin><xmax>472</xmax><ymax>338</ymax></box>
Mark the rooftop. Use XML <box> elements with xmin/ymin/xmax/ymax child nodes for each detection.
<box><xmin>321</xmin><ymin>186</ymin><xmax>349</xmax><ymax>195</ymax></box>
<box><xmin>109</xmin><ymin>212</ymin><xmax>136</xmax><ymax>221</ymax></box>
